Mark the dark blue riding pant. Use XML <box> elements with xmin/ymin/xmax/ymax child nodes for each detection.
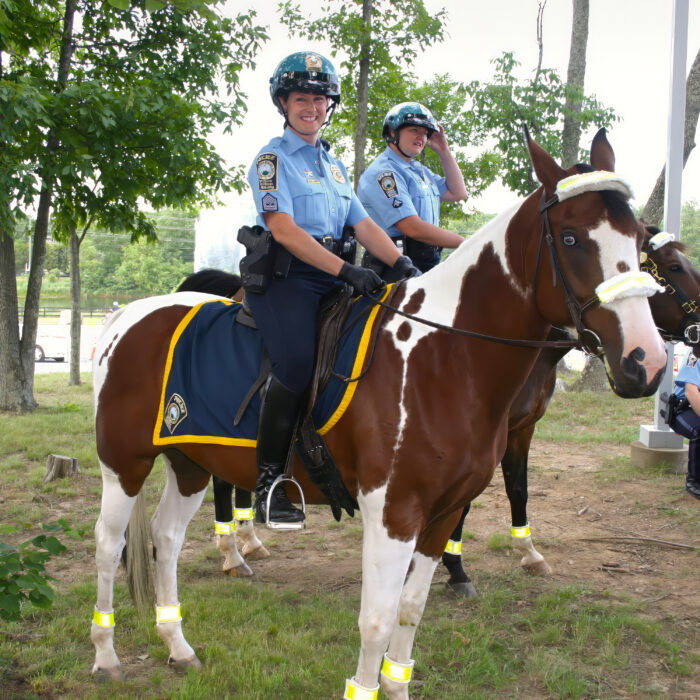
<box><xmin>669</xmin><ymin>408</ymin><xmax>700</xmax><ymax>480</ymax></box>
<box><xmin>245</xmin><ymin>258</ymin><xmax>341</xmax><ymax>394</ymax></box>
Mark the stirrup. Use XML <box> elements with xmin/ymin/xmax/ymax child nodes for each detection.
<box><xmin>265</xmin><ymin>474</ymin><xmax>306</xmax><ymax>530</ymax></box>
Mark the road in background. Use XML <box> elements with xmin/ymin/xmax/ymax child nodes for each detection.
<box><xmin>34</xmin><ymin>323</ymin><xmax>101</xmax><ymax>374</ymax></box>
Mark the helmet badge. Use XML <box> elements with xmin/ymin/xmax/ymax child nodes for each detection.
<box><xmin>305</xmin><ymin>53</ymin><xmax>322</xmax><ymax>72</ymax></box>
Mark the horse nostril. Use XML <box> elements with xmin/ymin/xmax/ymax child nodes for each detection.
<box><xmin>621</xmin><ymin>346</ymin><xmax>647</xmax><ymax>384</ymax></box>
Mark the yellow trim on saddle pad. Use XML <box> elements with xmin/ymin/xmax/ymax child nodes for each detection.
<box><xmin>318</xmin><ymin>284</ymin><xmax>393</xmax><ymax>435</ymax></box>
<box><xmin>152</xmin><ymin>298</ymin><xmax>257</xmax><ymax>448</ymax></box>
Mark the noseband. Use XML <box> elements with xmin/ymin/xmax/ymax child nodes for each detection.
<box><xmin>640</xmin><ymin>236</ymin><xmax>700</xmax><ymax>345</ymax></box>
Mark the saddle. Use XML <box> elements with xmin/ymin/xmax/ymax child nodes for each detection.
<box><xmin>232</xmin><ymin>284</ymin><xmax>362</xmax><ymax>521</ymax></box>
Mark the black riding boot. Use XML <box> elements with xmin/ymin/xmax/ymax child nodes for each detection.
<box><xmin>255</xmin><ymin>375</ymin><xmax>306</xmax><ymax>524</ymax></box>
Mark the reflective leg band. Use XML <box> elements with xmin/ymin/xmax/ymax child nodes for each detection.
<box><xmin>444</xmin><ymin>539</ymin><xmax>462</xmax><ymax>555</ymax></box>
<box><xmin>214</xmin><ymin>520</ymin><xmax>234</xmax><ymax>535</ymax></box>
<box><xmin>155</xmin><ymin>604</ymin><xmax>182</xmax><ymax>623</ymax></box>
<box><xmin>380</xmin><ymin>653</ymin><xmax>415</xmax><ymax>684</ymax></box>
<box><xmin>343</xmin><ymin>677</ymin><xmax>379</xmax><ymax>700</ymax></box>
<box><xmin>234</xmin><ymin>507</ymin><xmax>254</xmax><ymax>520</ymax></box>
<box><xmin>93</xmin><ymin>607</ymin><xmax>115</xmax><ymax>628</ymax></box>
<box><xmin>511</xmin><ymin>523</ymin><xmax>531</xmax><ymax>538</ymax></box>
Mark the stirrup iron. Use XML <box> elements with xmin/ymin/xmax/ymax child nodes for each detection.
<box><xmin>265</xmin><ymin>474</ymin><xmax>306</xmax><ymax>530</ymax></box>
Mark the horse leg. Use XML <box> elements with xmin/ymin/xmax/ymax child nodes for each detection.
<box><xmin>440</xmin><ymin>504</ymin><xmax>477</xmax><ymax>597</ymax></box>
<box><xmin>502</xmin><ymin>425</ymin><xmax>551</xmax><ymax>575</ymax></box>
<box><xmin>234</xmin><ymin>489</ymin><xmax>270</xmax><ymax>560</ymax></box>
<box><xmin>380</xmin><ymin>551</ymin><xmax>440</xmax><ymax>699</ymax></box>
<box><xmin>212</xmin><ymin>477</ymin><xmax>253</xmax><ymax>576</ymax></box>
<box><xmin>346</xmin><ymin>486</ymin><xmax>416</xmax><ymax>699</ymax></box>
<box><xmin>150</xmin><ymin>457</ymin><xmax>209</xmax><ymax>670</ymax></box>
<box><xmin>91</xmin><ymin>463</ymin><xmax>138</xmax><ymax>681</ymax></box>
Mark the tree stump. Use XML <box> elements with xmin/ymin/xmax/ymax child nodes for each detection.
<box><xmin>568</xmin><ymin>356</ymin><xmax>610</xmax><ymax>393</ymax></box>
<box><xmin>44</xmin><ymin>454</ymin><xmax>80</xmax><ymax>482</ymax></box>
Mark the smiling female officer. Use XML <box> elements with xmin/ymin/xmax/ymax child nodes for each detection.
<box><xmin>246</xmin><ymin>52</ymin><xmax>419</xmax><ymax>526</ymax></box>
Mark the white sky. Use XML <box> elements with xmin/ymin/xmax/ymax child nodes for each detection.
<box><xmin>197</xmin><ymin>0</ymin><xmax>700</xmax><ymax>266</ymax></box>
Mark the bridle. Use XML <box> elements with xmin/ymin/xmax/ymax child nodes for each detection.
<box><xmin>365</xmin><ymin>175</ymin><xmax>660</xmax><ymax>355</ymax></box>
<box><xmin>640</xmin><ymin>239</ymin><xmax>700</xmax><ymax>346</ymax></box>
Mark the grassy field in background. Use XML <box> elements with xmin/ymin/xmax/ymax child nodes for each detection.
<box><xmin>0</xmin><ymin>375</ymin><xmax>697</xmax><ymax>699</ymax></box>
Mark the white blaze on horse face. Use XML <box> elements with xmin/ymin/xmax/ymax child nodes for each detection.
<box><xmin>385</xmin><ymin>202</ymin><xmax>522</xmax><ymax>456</ymax></box>
<box><xmin>589</xmin><ymin>222</ymin><xmax>666</xmax><ymax>377</ymax></box>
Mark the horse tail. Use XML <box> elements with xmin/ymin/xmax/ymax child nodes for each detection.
<box><xmin>124</xmin><ymin>490</ymin><xmax>155</xmax><ymax>616</ymax></box>
<box><xmin>174</xmin><ymin>268</ymin><xmax>242</xmax><ymax>298</ymax></box>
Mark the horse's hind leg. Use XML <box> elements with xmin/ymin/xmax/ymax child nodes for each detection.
<box><xmin>212</xmin><ymin>477</ymin><xmax>253</xmax><ymax>576</ymax></box>
<box><xmin>348</xmin><ymin>487</ymin><xmax>415</xmax><ymax>698</ymax></box>
<box><xmin>234</xmin><ymin>489</ymin><xmax>269</xmax><ymax>560</ymax></box>
<box><xmin>91</xmin><ymin>464</ymin><xmax>138</xmax><ymax>681</ymax></box>
<box><xmin>151</xmin><ymin>455</ymin><xmax>209</xmax><ymax>670</ymax></box>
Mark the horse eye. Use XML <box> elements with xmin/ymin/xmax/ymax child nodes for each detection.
<box><xmin>562</xmin><ymin>233</ymin><xmax>577</xmax><ymax>247</ymax></box>
<box><xmin>669</xmin><ymin>264</ymin><xmax>682</xmax><ymax>273</ymax></box>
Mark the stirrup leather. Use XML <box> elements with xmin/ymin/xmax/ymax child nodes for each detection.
<box><xmin>264</xmin><ymin>474</ymin><xmax>306</xmax><ymax>530</ymax></box>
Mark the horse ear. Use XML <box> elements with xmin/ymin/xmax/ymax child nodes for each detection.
<box><xmin>590</xmin><ymin>128</ymin><xmax>615</xmax><ymax>172</ymax></box>
<box><xmin>526</xmin><ymin>129</ymin><xmax>567</xmax><ymax>195</ymax></box>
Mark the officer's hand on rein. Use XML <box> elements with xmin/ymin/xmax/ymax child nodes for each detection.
<box><xmin>338</xmin><ymin>262</ymin><xmax>385</xmax><ymax>295</ymax></box>
<box><xmin>392</xmin><ymin>255</ymin><xmax>421</xmax><ymax>279</ymax></box>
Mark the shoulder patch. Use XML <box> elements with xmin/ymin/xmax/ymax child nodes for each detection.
<box><xmin>261</xmin><ymin>193</ymin><xmax>278</xmax><ymax>212</ymax></box>
<box><xmin>688</xmin><ymin>354</ymin><xmax>697</xmax><ymax>367</ymax></box>
<box><xmin>392</xmin><ymin>198</ymin><xmax>403</xmax><ymax>208</ymax></box>
<box><xmin>256</xmin><ymin>153</ymin><xmax>278</xmax><ymax>191</ymax></box>
<box><xmin>377</xmin><ymin>171</ymin><xmax>399</xmax><ymax>198</ymax></box>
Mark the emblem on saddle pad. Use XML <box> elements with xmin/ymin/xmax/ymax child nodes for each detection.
<box><xmin>164</xmin><ymin>393</ymin><xmax>188</xmax><ymax>434</ymax></box>
<box><xmin>555</xmin><ymin>171</ymin><xmax>633</xmax><ymax>202</ymax></box>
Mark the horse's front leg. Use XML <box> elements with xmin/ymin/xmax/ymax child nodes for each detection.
<box><xmin>233</xmin><ymin>488</ymin><xmax>269</xmax><ymax>560</ymax></box>
<box><xmin>212</xmin><ymin>478</ymin><xmax>255</xmax><ymax>576</ymax></box>
<box><xmin>151</xmin><ymin>458</ymin><xmax>209</xmax><ymax>670</ymax></box>
<box><xmin>440</xmin><ymin>504</ymin><xmax>477</xmax><ymax>597</ymax></box>
<box><xmin>91</xmin><ymin>464</ymin><xmax>138</xmax><ymax>681</ymax></box>
<box><xmin>502</xmin><ymin>425</ymin><xmax>551</xmax><ymax>575</ymax></box>
<box><xmin>346</xmin><ymin>485</ymin><xmax>416</xmax><ymax>699</ymax></box>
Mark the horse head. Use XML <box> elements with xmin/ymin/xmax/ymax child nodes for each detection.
<box><xmin>643</xmin><ymin>225</ymin><xmax>700</xmax><ymax>354</ymax></box>
<box><xmin>523</xmin><ymin>127</ymin><xmax>667</xmax><ymax>398</ymax></box>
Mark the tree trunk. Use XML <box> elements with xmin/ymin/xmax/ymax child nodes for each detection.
<box><xmin>353</xmin><ymin>0</ymin><xmax>373</xmax><ymax>190</ymax></box>
<box><xmin>561</xmin><ymin>0</ymin><xmax>589</xmax><ymax>168</ymax></box>
<box><xmin>568</xmin><ymin>355</ymin><xmax>609</xmax><ymax>393</ymax></box>
<box><xmin>0</xmin><ymin>0</ymin><xmax>76</xmax><ymax>411</ymax></box>
<box><xmin>643</xmin><ymin>48</ymin><xmax>700</xmax><ymax>227</ymax></box>
<box><xmin>69</xmin><ymin>228</ymin><xmax>81</xmax><ymax>385</ymax></box>
<box><xmin>0</xmin><ymin>232</ymin><xmax>32</xmax><ymax>411</ymax></box>
<box><xmin>44</xmin><ymin>454</ymin><xmax>80</xmax><ymax>482</ymax></box>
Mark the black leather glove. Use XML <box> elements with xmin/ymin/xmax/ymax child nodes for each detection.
<box><xmin>337</xmin><ymin>262</ymin><xmax>384</xmax><ymax>295</ymax></box>
<box><xmin>392</xmin><ymin>255</ymin><xmax>421</xmax><ymax>279</ymax></box>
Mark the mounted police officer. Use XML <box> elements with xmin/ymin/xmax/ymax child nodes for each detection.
<box><xmin>668</xmin><ymin>347</ymin><xmax>700</xmax><ymax>499</ymax></box>
<box><xmin>357</xmin><ymin>102</ymin><xmax>467</xmax><ymax>280</ymax></box>
<box><xmin>245</xmin><ymin>52</ymin><xmax>420</xmax><ymax>526</ymax></box>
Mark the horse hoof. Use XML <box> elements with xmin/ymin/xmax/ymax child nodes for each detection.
<box><xmin>225</xmin><ymin>561</ymin><xmax>254</xmax><ymax>577</ymax></box>
<box><xmin>446</xmin><ymin>581</ymin><xmax>478</xmax><ymax>598</ymax></box>
<box><xmin>522</xmin><ymin>559</ymin><xmax>552</xmax><ymax>576</ymax></box>
<box><xmin>168</xmin><ymin>654</ymin><xmax>202</xmax><ymax>672</ymax></box>
<box><xmin>92</xmin><ymin>665</ymin><xmax>125</xmax><ymax>682</ymax></box>
<box><xmin>242</xmin><ymin>544</ymin><xmax>270</xmax><ymax>560</ymax></box>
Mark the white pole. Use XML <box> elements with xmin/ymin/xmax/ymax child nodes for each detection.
<box><xmin>638</xmin><ymin>0</ymin><xmax>688</xmax><ymax>449</ymax></box>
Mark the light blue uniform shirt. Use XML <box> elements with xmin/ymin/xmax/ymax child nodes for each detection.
<box><xmin>674</xmin><ymin>348</ymin><xmax>700</xmax><ymax>398</ymax></box>
<box><xmin>357</xmin><ymin>146</ymin><xmax>447</xmax><ymax>239</ymax></box>
<box><xmin>248</xmin><ymin>128</ymin><xmax>367</xmax><ymax>241</ymax></box>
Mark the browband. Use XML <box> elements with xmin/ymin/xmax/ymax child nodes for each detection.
<box><xmin>555</xmin><ymin>171</ymin><xmax>634</xmax><ymax>202</ymax></box>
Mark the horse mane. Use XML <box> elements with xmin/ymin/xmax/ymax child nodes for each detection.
<box><xmin>175</xmin><ymin>268</ymin><xmax>242</xmax><ymax>297</ymax></box>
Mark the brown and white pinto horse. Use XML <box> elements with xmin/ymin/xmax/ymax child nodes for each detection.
<box><xmin>440</xmin><ymin>224</ymin><xmax>700</xmax><ymax>592</ymax></box>
<box><xmin>90</xmin><ymin>129</ymin><xmax>667</xmax><ymax>697</ymax></box>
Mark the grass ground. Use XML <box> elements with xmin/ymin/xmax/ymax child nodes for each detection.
<box><xmin>0</xmin><ymin>375</ymin><xmax>698</xmax><ymax>699</ymax></box>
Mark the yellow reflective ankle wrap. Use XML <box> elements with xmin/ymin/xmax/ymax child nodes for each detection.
<box><xmin>92</xmin><ymin>607</ymin><xmax>114</xmax><ymax>628</ymax></box>
<box><xmin>155</xmin><ymin>604</ymin><xmax>182</xmax><ymax>623</ymax></box>
<box><xmin>380</xmin><ymin>653</ymin><xmax>414</xmax><ymax>684</ymax></box>
<box><xmin>234</xmin><ymin>507</ymin><xmax>254</xmax><ymax>520</ymax></box>
<box><xmin>444</xmin><ymin>539</ymin><xmax>462</xmax><ymax>554</ymax></box>
<box><xmin>511</xmin><ymin>524</ymin><xmax>531</xmax><ymax>538</ymax></box>
<box><xmin>343</xmin><ymin>677</ymin><xmax>379</xmax><ymax>700</ymax></box>
<box><xmin>214</xmin><ymin>520</ymin><xmax>234</xmax><ymax>535</ymax></box>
